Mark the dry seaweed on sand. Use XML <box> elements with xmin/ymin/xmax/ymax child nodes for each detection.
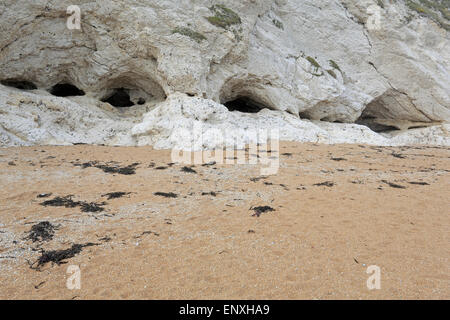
<box><xmin>201</xmin><ymin>191</ymin><xmax>217</xmax><ymax>196</ymax></box>
<box><xmin>40</xmin><ymin>195</ymin><xmax>79</xmax><ymax>208</ymax></box>
<box><xmin>24</xmin><ymin>221</ymin><xmax>59</xmax><ymax>242</ymax></box>
<box><xmin>74</xmin><ymin>161</ymin><xmax>139</xmax><ymax>175</ymax></box>
<box><xmin>41</xmin><ymin>195</ymin><xmax>106</xmax><ymax>213</ymax></box>
<box><xmin>30</xmin><ymin>243</ymin><xmax>99</xmax><ymax>270</ymax></box>
<box><xmin>408</xmin><ymin>181</ymin><xmax>430</xmax><ymax>186</ymax></box>
<box><xmin>97</xmin><ymin>163</ymin><xmax>139</xmax><ymax>175</ymax></box>
<box><xmin>250</xmin><ymin>176</ymin><xmax>267</xmax><ymax>182</ymax></box>
<box><xmin>251</xmin><ymin>206</ymin><xmax>275</xmax><ymax>217</ymax></box>
<box><xmin>73</xmin><ymin>160</ymin><xmax>98</xmax><ymax>168</ymax></box>
<box><xmin>102</xmin><ymin>192</ymin><xmax>130</xmax><ymax>200</ymax></box>
<box><xmin>79</xmin><ymin>202</ymin><xmax>106</xmax><ymax>212</ymax></box>
<box><xmin>314</xmin><ymin>181</ymin><xmax>335</xmax><ymax>187</ymax></box>
<box><xmin>154</xmin><ymin>192</ymin><xmax>178</xmax><ymax>198</ymax></box>
<box><xmin>181</xmin><ymin>166</ymin><xmax>197</xmax><ymax>173</ymax></box>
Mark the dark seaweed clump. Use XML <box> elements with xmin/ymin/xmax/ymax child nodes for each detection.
<box><xmin>102</xmin><ymin>192</ymin><xmax>130</xmax><ymax>200</ymax></box>
<box><xmin>250</xmin><ymin>176</ymin><xmax>267</xmax><ymax>182</ymax></box>
<box><xmin>98</xmin><ymin>163</ymin><xmax>139</xmax><ymax>175</ymax></box>
<box><xmin>314</xmin><ymin>181</ymin><xmax>335</xmax><ymax>187</ymax></box>
<box><xmin>41</xmin><ymin>196</ymin><xmax>80</xmax><ymax>208</ymax></box>
<box><xmin>31</xmin><ymin>243</ymin><xmax>98</xmax><ymax>270</ymax></box>
<box><xmin>75</xmin><ymin>161</ymin><xmax>139</xmax><ymax>175</ymax></box>
<box><xmin>40</xmin><ymin>195</ymin><xmax>106</xmax><ymax>213</ymax></box>
<box><xmin>201</xmin><ymin>191</ymin><xmax>217</xmax><ymax>196</ymax></box>
<box><xmin>25</xmin><ymin>221</ymin><xmax>58</xmax><ymax>242</ymax></box>
<box><xmin>181</xmin><ymin>166</ymin><xmax>197</xmax><ymax>174</ymax></box>
<box><xmin>251</xmin><ymin>206</ymin><xmax>275</xmax><ymax>217</ymax></box>
<box><xmin>154</xmin><ymin>192</ymin><xmax>178</xmax><ymax>198</ymax></box>
<box><xmin>408</xmin><ymin>181</ymin><xmax>430</xmax><ymax>186</ymax></box>
<box><xmin>79</xmin><ymin>202</ymin><xmax>105</xmax><ymax>213</ymax></box>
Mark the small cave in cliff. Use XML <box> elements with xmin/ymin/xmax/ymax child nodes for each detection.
<box><xmin>102</xmin><ymin>88</ymin><xmax>134</xmax><ymax>108</ymax></box>
<box><xmin>298</xmin><ymin>111</ymin><xmax>312</xmax><ymax>120</ymax></box>
<box><xmin>50</xmin><ymin>83</ymin><xmax>85</xmax><ymax>97</ymax></box>
<box><xmin>356</xmin><ymin>115</ymin><xmax>400</xmax><ymax>133</ymax></box>
<box><xmin>224</xmin><ymin>97</ymin><xmax>266</xmax><ymax>113</ymax></box>
<box><xmin>1</xmin><ymin>79</ymin><xmax>37</xmax><ymax>90</ymax></box>
<box><xmin>99</xmin><ymin>75</ymin><xmax>166</xmax><ymax>108</ymax></box>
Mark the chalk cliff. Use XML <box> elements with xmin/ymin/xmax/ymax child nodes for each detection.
<box><xmin>0</xmin><ymin>0</ymin><xmax>448</xmax><ymax>148</ymax></box>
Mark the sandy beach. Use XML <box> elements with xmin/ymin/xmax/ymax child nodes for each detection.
<box><xmin>0</xmin><ymin>142</ymin><xmax>449</xmax><ymax>299</ymax></box>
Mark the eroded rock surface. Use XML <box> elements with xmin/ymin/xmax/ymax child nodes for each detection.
<box><xmin>0</xmin><ymin>0</ymin><xmax>449</xmax><ymax>148</ymax></box>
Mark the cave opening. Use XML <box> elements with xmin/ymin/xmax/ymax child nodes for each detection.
<box><xmin>50</xmin><ymin>83</ymin><xmax>85</xmax><ymax>97</ymax></box>
<box><xmin>224</xmin><ymin>97</ymin><xmax>266</xmax><ymax>113</ymax></box>
<box><xmin>102</xmin><ymin>88</ymin><xmax>134</xmax><ymax>108</ymax></box>
<box><xmin>1</xmin><ymin>79</ymin><xmax>37</xmax><ymax>90</ymax></box>
<box><xmin>356</xmin><ymin>115</ymin><xmax>400</xmax><ymax>133</ymax></box>
<box><xmin>298</xmin><ymin>111</ymin><xmax>313</xmax><ymax>120</ymax></box>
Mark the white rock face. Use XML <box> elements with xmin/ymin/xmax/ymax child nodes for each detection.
<box><xmin>131</xmin><ymin>93</ymin><xmax>449</xmax><ymax>150</ymax></box>
<box><xmin>0</xmin><ymin>85</ymin><xmax>137</xmax><ymax>146</ymax></box>
<box><xmin>0</xmin><ymin>0</ymin><xmax>449</xmax><ymax>148</ymax></box>
<box><xmin>1</xmin><ymin>86</ymin><xmax>448</xmax><ymax>149</ymax></box>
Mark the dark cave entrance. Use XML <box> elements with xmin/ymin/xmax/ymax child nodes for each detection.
<box><xmin>1</xmin><ymin>79</ymin><xmax>37</xmax><ymax>90</ymax></box>
<box><xmin>50</xmin><ymin>83</ymin><xmax>85</xmax><ymax>97</ymax></box>
<box><xmin>355</xmin><ymin>115</ymin><xmax>400</xmax><ymax>133</ymax></box>
<box><xmin>224</xmin><ymin>97</ymin><xmax>266</xmax><ymax>113</ymax></box>
<box><xmin>102</xmin><ymin>88</ymin><xmax>134</xmax><ymax>108</ymax></box>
